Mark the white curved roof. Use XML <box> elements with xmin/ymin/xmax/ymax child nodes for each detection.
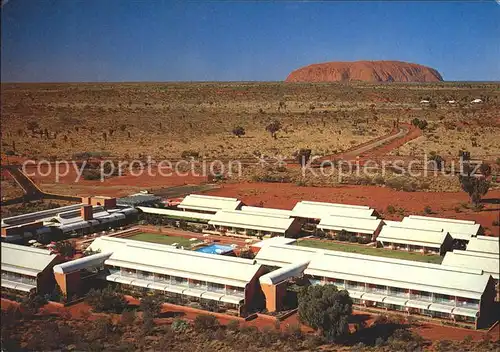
<box><xmin>87</xmin><ymin>236</ymin><xmax>261</xmax><ymax>288</ymax></box>
<box><xmin>402</xmin><ymin>216</ymin><xmax>480</xmax><ymax>241</ymax></box>
<box><xmin>259</xmin><ymin>260</ymin><xmax>310</xmax><ymax>285</ymax></box>
<box><xmin>377</xmin><ymin>225</ymin><xmax>449</xmax><ymax>248</ymax></box>
<box><xmin>178</xmin><ymin>194</ymin><xmax>242</xmax><ymax>213</ymax></box>
<box><xmin>240</xmin><ymin>206</ymin><xmax>293</xmax><ymax>218</ymax></box>
<box><xmin>209</xmin><ymin>210</ymin><xmax>295</xmax><ymax>233</ymax></box>
<box><xmin>53</xmin><ymin>252</ymin><xmax>113</xmax><ymax>274</ymax></box>
<box><xmin>442</xmin><ymin>250</ymin><xmax>499</xmax><ymax>280</ymax></box>
<box><xmin>1</xmin><ymin>243</ymin><xmax>59</xmax><ymax>276</ymax></box>
<box><xmin>292</xmin><ymin>201</ymin><xmax>374</xmax><ymax>220</ymax></box>
<box><xmin>256</xmin><ymin>243</ymin><xmax>491</xmax><ymax>300</ymax></box>
<box><xmin>466</xmin><ymin>236</ymin><xmax>499</xmax><ymax>255</ymax></box>
<box><xmin>318</xmin><ymin>215</ymin><xmax>382</xmax><ymax>235</ymax></box>
<box><xmin>137</xmin><ymin>207</ymin><xmax>214</xmax><ymax>221</ymax></box>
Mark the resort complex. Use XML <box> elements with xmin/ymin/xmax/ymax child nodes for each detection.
<box><xmin>1</xmin><ymin>193</ymin><xmax>498</xmax><ymax>330</ymax></box>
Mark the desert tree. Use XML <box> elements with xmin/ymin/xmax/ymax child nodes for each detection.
<box><xmin>296</xmin><ymin>148</ymin><xmax>312</xmax><ymax>167</ymax></box>
<box><xmin>232</xmin><ymin>126</ymin><xmax>246</xmax><ymax>138</ymax></box>
<box><xmin>266</xmin><ymin>120</ymin><xmax>282</xmax><ymax>139</ymax></box>
<box><xmin>26</xmin><ymin>121</ymin><xmax>39</xmax><ymax>133</ymax></box>
<box><xmin>86</xmin><ymin>287</ymin><xmax>128</xmax><ymax>313</ymax></box>
<box><xmin>54</xmin><ymin>241</ymin><xmax>76</xmax><ymax>258</ymax></box>
<box><xmin>459</xmin><ymin>162</ymin><xmax>490</xmax><ymax>206</ymax></box>
<box><xmin>479</xmin><ymin>162</ymin><xmax>492</xmax><ymax>177</ymax></box>
<box><xmin>278</xmin><ymin>101</ymin><xmax>286</xmax><ymax>111</ymax></box>
<box><xmin>298</xmin><ymin>284</ymin><xmax>352</xmax><ymax>342</ymax></box>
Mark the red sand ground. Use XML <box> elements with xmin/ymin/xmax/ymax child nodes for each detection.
<box><xmin>204</xmin><ymin>182</ymin><xmax>500</xmax><ymax>236</ymax></box>
<box><xmin>24</xmin><ymin>163</ymin><xmax>207</xmax><ymax>197</ymax></box>
<box><xmin>2</xmin><ymin>298</ymin><xmax>497</xmax><ymax>343</ymax></box>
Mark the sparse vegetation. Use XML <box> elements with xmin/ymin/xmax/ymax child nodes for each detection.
<box><xmin>298</xmin><ymin>284</ymin><xmax>352</xmax><ymax>342</ymax></box>
<box><xmin>232</xmin><ymin>126</ymin><xmax>246</xmax><ymax>138</ymax></box>
<box><xmin>86</xmin><ymin>287</ymin><xmax>128</xmax><ymax>314</ymax></box>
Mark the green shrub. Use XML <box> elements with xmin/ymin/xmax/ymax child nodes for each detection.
<box><xmin>386</xmin><ymin>205</ymin><xmax>396</xmax><ymax>214</ymax></box>
<box><xmin>194</xmin><ymin>314</ymin><xmax>220</xmax><ymax>331</ymax></box>
<box><xmin>86</xmin><ymin>287</ymin><xmax>128</xmax><ymax>313</ymax></box>
<box><xmin>171</xmin><ymin>318</ymin><xmax>190</xmax><ymax>332</ymax></box>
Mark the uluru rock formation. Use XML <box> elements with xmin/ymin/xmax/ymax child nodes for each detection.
<box><xmin>285</xmin><ymin>60</ymin><xmax>443</xmax><ymax>83</ymax></box>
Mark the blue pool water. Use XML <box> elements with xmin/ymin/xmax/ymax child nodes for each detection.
<box><xmin>195</xmin><ymin>244</ymin><xmax>234</xmax><ymax>255</ymax></box>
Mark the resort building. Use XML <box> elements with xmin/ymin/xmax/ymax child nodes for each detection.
<box><xmin>117</xmin><ymin>194</ymin><xmax>162</xmax><ymax>207</ymax></box>
<box><xmin>1</xmin><ymin>203</ymin><xmax>83</xmax><ymax>242</ymax></box>
<box><xmin>291</xmin><ymin>201</ymin><xmax>375</xmax><ymax>222</ymax></box>
<box><xmin>317</xmin><ymin>215</ymin><xmax>383</xmax><ymax>241</ymax></box>
<box><xmin>442</xmin><ymin>250</ymin><xmax>499</xmax><ymax>281</ymax></box>
<box><xmin>465</xmin><ymin>236</ymin><xmax>499</xmax><ymax>256</ymax></box>
<box><xmin>1</xmin><ymin>198</ymin><xmax>138</xmax><ymax>243</ymax></box>
<box><xmin>137</xmin><ymin>206</ymin><xmax>214</xmax><ymax>223</ymax></box>
<box><xmin>85</xmin><ymin>236</ymin><xmax>267</xmax><ymax>316</ymax></box>
<box><xmin>240</xmin><ymin>206</ymin><xmax>294</xmax><ymax>218</ymax></box>
<box><xmin>254</xmin><ymin>244</ymin><xmax>496</xmax><ymax>329</ymax></box>
<box><xmin>377</xmin><ymin>224</ymin><xmax>453</xmax><ymax>255</ymax></box>
<box><xmin>401</xmin><ymin>215</ymin><xmax>481</xmax><ymax>244</ymax></box>
<box><xmin>259</xmin><ymin>260</ymin><xmax>310</xmax><ymax>312</ymax></box>
<box><xmin>53</xmin><ymin>252</ymin><xmax>114</xmax><ymax>298</ymax></box>
<box><xmin>207</xmin><ymin>210</ymin><xmax>302</xmax><ymax>238</ymax></box>
<box><xmin>1</xmin><ymin>243</ymin><xmax>62</xmax><ymax>296</ymax></box>
<box><xmin>177</xmin><ymin>194</ymin><xmax>243</xmax><ymax>214</ymax></box>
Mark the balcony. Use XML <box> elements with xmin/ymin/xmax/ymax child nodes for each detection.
<box><xmin>433</xmin><ymin>298</ymin><xmax>455</xmax><ymax>305</ymax></box>
<box><xmin>346</xmin><ymin>285</ymin><xmax>365</xmax><ymax>292</ymax></box>
<box><xmin>410</xmin><ymin>295</ymin><xmax>432</xmax><ymax>302</ymax></box>
<box><xmin>121</xmin><ymin>271</ymin><xmax>137</xmax><ymax>278</ymax></box>
<box><xmin>366</xmin><ymin>288</ymin><xmax>387</xmax><ymax>295</ymax></box>
<box><xmin>1</xmin><ymin>273</ymin><xmax>36</xmax><ymax>286</ymax></box>
<box><xmin>207</xmin><ymin>285</ymin><xmax>226</xmax><ymax>294</ymax></box>
<box><xmin>456</xmin><ymin>301</ymin><xmax>479</xmax><ymax>309</ymax></box>
<box><xmin>388</xmin><ymin>291</ymin><xmax>409</xmax><ymax>298</ymax></box>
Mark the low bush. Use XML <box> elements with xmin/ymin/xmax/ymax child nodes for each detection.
<box><xmin>171</xmin><ymin>318</ymin><xmax>190</xmax><ymax>332</ymax></box>
<box><xmin>86</xmin><ymin>287</ymin><xmax>128</xmax><ymax>313</ymax></box>
<box><xmin>424</xmin><ymin>205</ymin><xmax>433</xmax><ymax>214</ymax></box>
<box><xmin>82</xmin><ymin>168</ymin><xmax>101</xmax><ymax>180</ymax></box>
<box><xmin>194</xmin><ymin>314</ymin><xmax>220</xmax><ymax>331</ymax></box>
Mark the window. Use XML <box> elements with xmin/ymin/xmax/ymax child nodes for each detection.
<box><xmin>226</xmin><ymin>286</ymin><xmax>244</xmax><ymax>296</ymax></box>
<box><xmin>138</xmin><ymin>271</ymin><xmax>154</xmax><ymax>281</ymax></box>
<box><xmin>346</xmin><ymin>281</ymin><xmax>365</xmax><ymax>291</ymax></box>
<box><xmin>455</xmin><ymin>315</ymin><xmax>475</xmax><ymax>323</ymax></box>
<box><xmin>190</xmin><ymin>279</ymin><xmax>207</xmax><ymax>289</ymax></box>
<box><xmin>389</xmin><ymin>287</ymin><xmax>408</xmax><ymax>297</ymax></box>
<box><xmin>309</xmin><ymin>275</ymin><xmax>324</xmax><ymax>285</ymax></box>
<box><xmin>155</xmin><ymin>274</ymin><xmax>170</xmax><ymax>282</ymax></box>
<box><xmin>107</xmin><ymin>266</ymin><xmax>120</xmax><ymax>275</ymax></box>
<box><xmin>367</xmin><ymin>284</ymin><xmax>386</xmax><ymax>293</ymax></box>
<box><xmin>434</xmin><ymin>293</ymin><xmax>453</xmax><ymax>304</ymax></box>
<box><xmin>412</xmin><ymin>290</ymin><xmax>432</xmax><ymax>301</ymax></box>
<box><xmin>207</xmin><ymin>282</ymin><xmax>225</xmax><ymax>292</ymax></box>
<box><xmin>172</xmin><ymin>276</ymin><xmax>188</xmax><ymax>287</ymax></box>
<box><xmin>121</xmin><ymin>268</ymin><xmax>137</xmax><ymax>277</ymax></box>
<box><xmin>456</xmin><ymin>297</ymin><xmax>479</xmax><ymax>309</ymax></box>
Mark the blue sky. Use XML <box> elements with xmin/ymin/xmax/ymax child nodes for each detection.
<box><xmin>1</xmin><ymin>0</ymin><xmax>499</xmax><ymax>82</ymax></box>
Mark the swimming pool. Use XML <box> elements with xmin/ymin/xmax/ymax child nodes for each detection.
<box><xmin>195</xmin><ymin>244</ymin><xmax>234</xmax><ymax>255</ymax></box>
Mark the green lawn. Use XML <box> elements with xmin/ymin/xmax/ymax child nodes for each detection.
<box><xmin>127</xmin><ymin>232</ymin><xmax>194</xmax><ymax>247</ymax></box>
<box><xmin>297</xmin><ymin>239</ymin><xmax>444</xmax><ymax>264</ymax></box>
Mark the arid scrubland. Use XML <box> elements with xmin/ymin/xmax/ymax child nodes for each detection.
<box><xmin>2</xmin><ymin>82</ymin><xmax>498</xmax><ymax>162</ymax></box>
